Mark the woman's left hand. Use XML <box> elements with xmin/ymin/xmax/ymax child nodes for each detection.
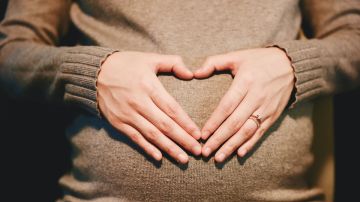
<box><xmin>194</xmin><ymin>48</ymin><xmax>295</xmax><ymax>162</ymax></box>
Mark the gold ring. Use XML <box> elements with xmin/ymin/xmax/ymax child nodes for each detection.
<box><xmin>249</xmin><ymin>114</ymin><xmax>261</xmax><ymax>128</ymax></box>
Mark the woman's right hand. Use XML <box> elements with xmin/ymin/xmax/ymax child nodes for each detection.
<box><xmin>97</xmin><ymin>51</ymin><xmax>201</xmax><ymax>164</ymax></box>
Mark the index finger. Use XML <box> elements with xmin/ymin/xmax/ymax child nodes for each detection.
<box><xmin>136</xmin><ymin>98</ymin><xmax>202</xmax><ymax>155</ymax></box>
<box><xmin>150</xmin><ymin>78</ymin><xmax>201</xmax><ymax>140</ymax></box>
<box><xmin>201</xmin><ymin>77</ymin><xmax>247</xmax><ymax>140</ymax></box>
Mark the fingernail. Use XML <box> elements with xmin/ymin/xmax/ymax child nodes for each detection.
<box><xmin>201</xmin><ymin>131</ymin><xmax>210</xmax><ymax>140</ymax></box>
<box><xmin>153</xmin><ymin>152</ymin><xmax>162</xmax><ymax>161</ymax></box>
<box><xmin>216</xmin><ymin>153</ymin><xmax>225</xmax><ymax>162</ymax></box>
<box><xmin>202</xmin><ymin>147</ymin><xmax>211</xmax><ymax>157</ymax></box>
<box><xmin>238</xmin><ymin>149</ymin><xmax>247</xmax><ymax>157</ymax></box>
<box><xmin>193</xmin><ymin>145</ymin><xmax>202</xmax><ymax>156</ymax></box>
<box><xmin>193</xmin><ymin>130</ymin><xmax>201</xmax><ymax>140</ymax></box>
<box><xmin>177</xmin><ymin>153</ymin><xmax>189</xmax><ymax>164</ymax></box>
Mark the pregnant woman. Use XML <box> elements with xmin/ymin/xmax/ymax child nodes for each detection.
<box><xmin>1</xmin><ymin>0</ymin><xmax>359</xmax><ymax>201</ymax></box>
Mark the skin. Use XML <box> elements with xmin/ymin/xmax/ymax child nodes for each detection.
<box><xmin>194</xmin><ymin>47</ymin><xmax>295</xmax><ymax>163</ymax></box>
<box><xmin>97</xmin><ymin>48</ymin><xmax>294</xmax><ymax>164</ymax></box>
<box><xmin>97</xmin><ymin>51</ymin><xmax>202</xmax><ymax>164</ymax></box>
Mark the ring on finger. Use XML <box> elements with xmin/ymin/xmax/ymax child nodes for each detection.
<box><xmin>249</xmin><ymin>114</ymin><xmax>262</xmax><ymax>128</ymax></box>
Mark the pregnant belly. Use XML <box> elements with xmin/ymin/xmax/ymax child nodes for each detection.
<box><xmin>60</xmin><ymin>75</ymin><xmax>323</xmax><ymax>201</ymax></box>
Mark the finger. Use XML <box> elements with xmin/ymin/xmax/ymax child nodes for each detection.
<box><xmin>201</xmin><ymin>78</ymin><xmax>247</xmax><ymax>140</ymax></box>
<box><xmin>156</xmin><ymin>55</ymin><xmax>193</xmax><ymax>80</ymax></box>
<box><xmin>202</xmin><ymin>92</ymin><xmax>259</xmax><ymax>157</ymax></box>
<box><xmin>136</xmin><ymin>98</ymin><xmax>202</xmax><ymax>156</ymax></box>
<box><xmin>194</xmin><ymin>54</ymin><xmax>235</xmax><ymax>78</ymax></box>
<box><xmin>237</xmin><ymin>118</ymin><xmax>272</xmax><ymax>157</ymax></box>
<box><xmin>150</xmin><ymin>79</ymin><xmax>201</xmax><ymax>140</ymax></box>
<box><xmin>214</xmin><ymin>118</ymin><xmax>258</xmax><ymax>162</ymax></box>
<box><xmin>235</xmin><ymin>98</ymin><xmax>277</xmax><ymax>157</ymax></box>
<box><xmin>127</xmin><ymin>113</ymin><xmax>190</xmax><ymax>164</ymax></box>
<box><xmin>115</xmin><ymin>122</ymin><xmax>162</xmax><ymax>161</ymax></box>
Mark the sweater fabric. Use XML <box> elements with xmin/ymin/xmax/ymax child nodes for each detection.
<box><xmin>1</xmin><ymin>0</ymin><xmax>360</xmax><ymax>201</ymax></box>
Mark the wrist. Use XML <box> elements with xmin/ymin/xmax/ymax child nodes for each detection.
<box><xmin>268</xmin><ymin>47</ymin><xmax>294</xmax><ymax>73</ymax></box>
<box><xmin>96</xmin><ymin>50</ymin><xmax>120</xmax><ymax>118</ymax></box>
<box><xmin>266</xmin><ymin>47</ymin><xmax>297</xmax><ymax>108</ymax></box>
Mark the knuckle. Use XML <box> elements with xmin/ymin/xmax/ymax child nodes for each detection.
<box><xmin>165</xmin><ymin>145</ymin><xmax>177</xmax><ymax>156</ymax></box>
<box><xmin>231</xmin><ymin>86</ymin><xmax>243</xmax><ymax>96</ymax></box>
<box><xmin>243</xmin><ymin>124</ymin><xmax>255</xmax><ymax>137</ymax></box>
<box><xmin>223</xmin><ymin>107</ymin><xmax>234</xmax><ymax>116</ymax></box>
<box><xmin>223</xmin><ymin>143</ymin><xmax>235</xmax><ymax>153</ymax></box>
<box><xmin>158</xmin><ymin>120</ymin><xmax>173</xmax><ymax>133</ymax></box>
<box><xmin>253</xmin><ymin>89</ymin><xmax>266</xmax><ymax>101</ymax></box>
<box><xmin>242</xmin><ymin>74</ymin><xmax>254</xmax><ymax>86</ymax></box>
<box><xmin>107</xmin><ymin>111</ymin><xmax>123</xmax><ymax>125</ymax></box>
<box><xmin>140</xmin><ymin>79</ymin><xmax>155</xmax><ymax>92</ymax></box>
<box><xmin>270</xmin><ymin>115</ymin><xmax>278</xmax><ymax>123</ymax></box>
<box><xmin>106</xmin><ymin>112</ymin><xmax>118</xmax><ymax>125</ymax></box>
<box><xmin>117</xmin><ymin>110</ymin><xmax>134</xmax><ymax>124</ymax></box>
<box><xmin>127</xmin><ymin>98</ymin><xmax>141</xmax><ymax>110</ymax></box>
<box><xmin>128</xmin><ymin>132</ymin><xmax>142</xmax><ymax>143</ymax></box>
<box><xmin>258</xmin><ymin>94</ymin><xmax>266</xmax><ymax>102</ymax></box>
<box><xmin>272</xmin><ymin>103</ymin><xmax>280</xmax><ymax>112</ymax></box>
<box><xmin>268</xmin><ymin>107</ymin><xmax>277</xmax><ymax>117</ymax></box>
<box><xmin>228</xmin><ymin>119</ymin><xmax>241</xmax><ymax>131</ymax></box>
<box><xmin>165</xmin><ymin>102</ymin><xmax>179</xmax><ymax>118</ymax></box>
<box><xmin>222</xmin><ymin>99</ymin><xmax>237</xmax><ymax>114</ymax></box>
<box><xmin>249</xmin><ymin>90</ymin><xmax>265</xmax><ymax>105</ymax></box>
<box><xmin>223</xmin><ymin>96</ymin><xmax>236</xmax><ymax>109</ymax></box>
<box><xmin>146</xmin><ymin>129</ymin><xmax>160</xmax><ymax>142</ymax></box>
<box><xmin>212</xmin><ymin>136</ymin><xmax>224</xmax><ymax>147</ymax></box>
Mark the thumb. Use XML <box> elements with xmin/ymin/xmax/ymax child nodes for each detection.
<box><xmin>194</xmin><ymin>54</ymin><xmax>235</xmax><ymax>79</ymax></box>
<box><xmin>155</xmin><ymin>55</ymin><xmax>193</xmax><ymax>80</ymax></box>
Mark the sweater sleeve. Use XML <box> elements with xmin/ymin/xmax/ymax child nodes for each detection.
<box><xmin>0</xmin><ymin>0</ymin><xmax>117</xmax><ymax>116</ymax></box>
<box><xmin>269</xmin><ymin>0</ymin><xmax>360</xmax><ymax>108</ymax></box>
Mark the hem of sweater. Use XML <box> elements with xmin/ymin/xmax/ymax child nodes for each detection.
<box><xmin>59</xmin><ymin>46</ymin><xmax>119</xmax><ymax>116</ymax></box>
<box><xmin>266</xmin><ymin>40</ymin><xmax>326</xmax><ymax>108</ymax></box>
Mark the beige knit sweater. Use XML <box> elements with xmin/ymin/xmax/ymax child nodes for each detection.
<box><xmin>1</xmin><ymin>0</ymin><xmax>360</xmax><ymax>201</ymax></box>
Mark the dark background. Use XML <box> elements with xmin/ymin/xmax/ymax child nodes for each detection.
<box><xmin>1</xmin><ymin>1</ymin><xmax>359</xmax><ymax>201</ymax></box>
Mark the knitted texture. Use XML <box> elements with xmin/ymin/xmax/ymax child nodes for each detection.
<box><xmin>1</xmin><ymin>0</ymin><xmax>359</xmax><ymax>201</ymax></box>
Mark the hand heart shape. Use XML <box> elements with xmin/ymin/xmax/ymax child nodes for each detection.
<box><xmin>97</xmin><ymin>48</ymin><xmax>295</xmax><ymax>164</ymax></box>
<box><xmin>193</xmin><ymin>47</ymin><xmax>294</xmax><ymax>163</ymax></box>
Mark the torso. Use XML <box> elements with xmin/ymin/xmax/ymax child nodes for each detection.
<box><xmin>59</xmin><ymin>1</ymin><xmax>324</xmax><ymax>201</ymax></box>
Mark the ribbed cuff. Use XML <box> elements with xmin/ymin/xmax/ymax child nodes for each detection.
<box><xmin>266</xmin><ymin>40</ymin><xmax>326</xmax><ymax>108</ymax></box>
<box><xmin>59</xmin><ymin>46</ymin><xmax>118</xmax><ymax>117</ymax></box>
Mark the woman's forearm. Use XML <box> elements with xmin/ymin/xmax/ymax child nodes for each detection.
<box><xmin>0</xmin><ymin>42</ymin><xmax>116</xmax><ymax>115</ymax></box>
<box><xmin>0</xmin><ymin>0</ymin><xmax>116</xmax><ymax>115</ymax></box>
<box><xmin>270</xmin><ymin>0</ymin><xmax>360</xmax><ymax>108</ymax></box>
